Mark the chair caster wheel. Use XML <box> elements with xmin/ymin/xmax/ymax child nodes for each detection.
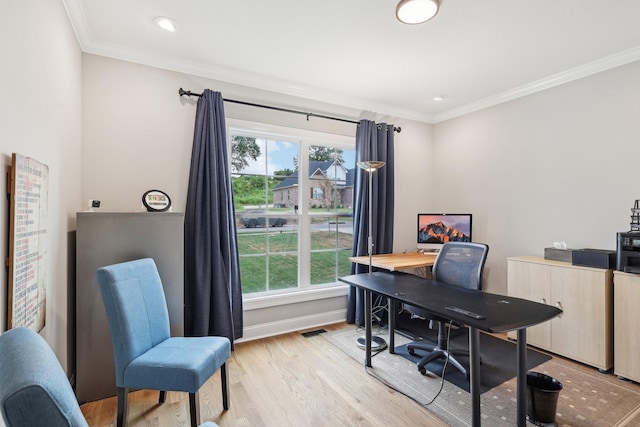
<box><xmin>419</xmin><ymin>367</ymin><xmax>427</xmax><ymax>375</ymax></box>
<box><xmin>408</xmin><ymin>348</ymin><xmax>416</xmax><ymax>356</ymax></box>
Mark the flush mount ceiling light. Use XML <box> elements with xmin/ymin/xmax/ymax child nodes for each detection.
<box><xmin>396</xmin><ymin>0</ymin><xmax>441</xmax><ymax>24</ymax></box>
<box><xmin>153</xmin><ymin>16</ymin><xmax>177</xmax><ymax>32</ymax></box>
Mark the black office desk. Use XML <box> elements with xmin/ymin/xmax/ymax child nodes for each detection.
<box><xmin>339</xmin><ymin>272</ymin><xmax>562</xmax><ymax>427</ymax></box>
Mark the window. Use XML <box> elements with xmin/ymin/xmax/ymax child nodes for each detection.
<box><xmin>229</xmin><ymin>120</ymin><xmax>355</xmax><ymax>296</ymax></box>
<box><xmin>312</xmin><ymin>187</ymin><xmax>323</xmax><ymax>200</ymax></box>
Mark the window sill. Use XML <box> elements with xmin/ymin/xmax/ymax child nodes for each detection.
<box><xmin>243</xmin><ymin>283</ymin><xmax>350</xmax><ymax>311</ymax></box>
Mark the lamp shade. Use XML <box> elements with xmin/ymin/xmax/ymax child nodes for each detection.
<box><xmin>357</xmin><ymin>161</ymin><xmax>385</xmax><ymax>172</ymax></box>
<box><xmin>396</xmin><ymin>0</ymin><xmax>440</xmax><ymax>24</ymax></box>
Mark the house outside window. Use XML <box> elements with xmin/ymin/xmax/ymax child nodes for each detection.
<box><xmin>229</xmin><ymin>120</ymin><xmax>355</xmax><ymax>296</ymax></box>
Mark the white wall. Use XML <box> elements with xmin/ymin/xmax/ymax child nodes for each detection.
<box><xmin>2</xmin><ymin>0</ymin><xmax>636</xmax><ymax>359</ymax></box>
<box><xmin>392</xmin><ymin>120</ymin><xmax>435</xmax><ymax>253</ymax></box>
<box><xmin>81</xmin><ymin>54</ymin><xmax>433</xmax><ymax>224</ymax></box>
<box><xmin>433</xmin><ymin>60</ymin><xmax>640</xmax><ymax>294</ymax></box>
<box><xmin>81</xmin><ymin>54</ymin><xmax>434</xmax><ymax>338</ymax></box>
<box><xmin>0</xmin><ymin>0</ymin><xmax>82</xmax><ymax>372</ymax></box>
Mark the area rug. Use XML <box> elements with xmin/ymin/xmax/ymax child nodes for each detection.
<box><xmin>322</xmin><ymin>326</ymin><xmax>640</xmax><ymax>427</ymax></box>
<box><xmin>392</xmin><ymin>325</ymin><xmax>551</xmax><ymax>393</ymax></box>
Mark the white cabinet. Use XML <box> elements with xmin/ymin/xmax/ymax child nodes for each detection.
<box><xmin>613</xmin><ymin>271</ymin><xmax>640</xmax><ymax>382</ymax></box>
<box><xmin>507</xmin><ymin>256</ymin><xmax>613</xmax><ymax>371</ymax></box>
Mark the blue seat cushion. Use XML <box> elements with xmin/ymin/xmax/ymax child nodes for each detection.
<box><xmin>124</xmin><ymin>336</ymin><xmax>231</xmax><ymax>392</ymax></box>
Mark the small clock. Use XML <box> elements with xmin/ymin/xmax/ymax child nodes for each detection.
<box><xmin>142</xmin><ymin>190</ymin><xmax>171</xmax><ymax>212</ymax></box>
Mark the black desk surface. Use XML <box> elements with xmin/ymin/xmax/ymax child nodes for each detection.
<box><xmin>340</xmin><ymin>272</ymin><xmax>562</xmax><ymax>333</ymax></box>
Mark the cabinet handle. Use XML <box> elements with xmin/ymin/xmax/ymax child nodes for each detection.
<box><xmin>555</xmin><ymin>301</ymin><xmax>563</xmax><ymax>310</ymax></box>
<box><xmin>540</xmin><ymin>298</ymin><xmax>547</xmax><ymax>305</ymax></box>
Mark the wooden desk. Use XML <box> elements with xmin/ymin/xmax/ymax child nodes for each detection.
<box><xmin>339</xmin><ymin>272</ymin><xmax>562</xmax><ymax>427</ymax></box>
<box><xmin>349</xmin><ymin>252</ymin><xmax>437</xmax><ymax>271</ymax></box>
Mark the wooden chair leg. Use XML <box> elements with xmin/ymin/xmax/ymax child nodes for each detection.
<box><xmin>159</xmin><ymin>390</ymin><xmax>166</xmax><ymax>404</ymax></box>
<box><xmin>117</xmin><ymin>387</ymin><xmax>129</xmax><ymax>427</ymax></box>
<box><xmin>188</xmin><ymin>392</ymin><xmax>198</xmax><ymax>427</ymax></box>
<box><xmin>221</xmin><ymin>362</ymin><xmax>229</xmax><ymax>410</ymax></box>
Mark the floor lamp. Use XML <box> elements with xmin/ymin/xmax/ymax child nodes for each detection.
<box><xmin>355</xmin><ymin>160</ymin><xmax>388</xmax><ymax>351</ymax></box>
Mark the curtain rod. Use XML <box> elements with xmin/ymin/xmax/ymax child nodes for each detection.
<box><xmin>178</xmin><ymin>88</ymin><xmax>401</xmax><ymax>133</ymax></box>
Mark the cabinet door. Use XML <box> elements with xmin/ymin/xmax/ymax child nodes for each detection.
<box><xmin>550</xmin><ymin>266</ymin><xmax>612</xmax><ymax>369</ymax></box>
<box><xmin>507</xmin><ymin>259</ymin><xmax>551</xmax><ymax>348</ymax></box>
<box><xmin>614</xmin><ymin>273</ymin><xmax>640</xmax><ymax>381</ymax></box>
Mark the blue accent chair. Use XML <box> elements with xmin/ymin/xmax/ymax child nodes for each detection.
<box><xmin>97</xmin><ymin>258</ymin><xmax>230</xmax><ymax>427</ymax></box>
<box><xmin>0</xmin><ymin>327</ymin><xmax>220</xmax><ymax>427</ymax></box>
<box><xmin>0</xmin><ymin>327</ymin><xmax>89</xmax><ymax>427</ymax></box>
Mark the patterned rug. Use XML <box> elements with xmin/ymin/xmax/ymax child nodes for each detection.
<box><xmin>392</xmin><ymin>329</ymin><xmax>551</xmax><ymax>394</ymax></box>
<box><xmin>322</xmin><ymin>326</ymin><xmax>640</xmax><ymax>427</ymax></box>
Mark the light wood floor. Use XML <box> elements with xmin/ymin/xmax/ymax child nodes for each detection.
<box><xmin>80</xmin><ymin>322</ymin><xmax>446</xmax><ymax>426</ymax></box>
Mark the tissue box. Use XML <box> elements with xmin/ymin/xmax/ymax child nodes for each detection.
<box><xmin>544</xmin><ymin>247</ymin><xmax>575</xmax><ymax>263</ymax></box>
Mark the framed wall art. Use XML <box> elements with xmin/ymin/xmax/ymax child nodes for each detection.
<box><xmin>7</xmin><ymin>153</ymin><xmax>49</xmax><ymax>332</ymax></box>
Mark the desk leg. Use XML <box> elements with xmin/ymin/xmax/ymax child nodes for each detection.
<box><xmin>388</xmin><ymin>298</ymin><xmax>396</xmax><ymax>354</ymax></box>
<box><xmin>469</xmin><ymin>327</ymin><xmax>481</xmax><ymax>427</ymax></box>
<box><xmin>364</xmin><ymin>289</ymin><xmax>372</xmax><ymax>367</ymax></box>
<box><xmin>516</xmin><ymin>328</ymin><xmax>527</xmax><ymax>427</ymax></box>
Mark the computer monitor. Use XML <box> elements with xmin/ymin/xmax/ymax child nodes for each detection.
<box><xmin>417</xmin><ymin>213</ymin><xmax>472</xmax><ymax>252</ymax></box>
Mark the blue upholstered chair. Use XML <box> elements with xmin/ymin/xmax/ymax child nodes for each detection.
<box><xmin>0</xmin><ymin>327</ymin><xmax>220</xmax><ymax>427</ymax></box>
<box><xmin>97</xmin><ymin>258</ymin><xmax>230</xmax><ymax>427</ymax></box>
<box><xmin>0</xmin><ymin>327</ymin><xmax>89</xmax><ymax>427</ymax></box>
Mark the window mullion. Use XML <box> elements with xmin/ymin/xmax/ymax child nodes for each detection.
<box><xmin>298</xmin><ymin>141</ymin><xmax>310</xmax><ymax>288</ymax></box>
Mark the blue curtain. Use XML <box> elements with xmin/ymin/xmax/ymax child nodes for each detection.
<box><xmin>184</xmin><ymin>90</ymin><xmax>243</xmax><ymax>344</ymax></box>
<box><xmin>347</xmin><ymin>120</ymin><xmax>395</xmax><ymax>325</ymax></box>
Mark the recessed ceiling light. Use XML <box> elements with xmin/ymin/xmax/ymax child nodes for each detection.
<box><xmin>396</xmin><ymin>0</ymin><xmax>441</xmax><ymax>25</ymax></box>
<box><xmin>433</xmin><ymin>95</ymin><xmax>448</xmax><ymax>101</ymax></box>
<box><xmin>153</xmin><ymin>16</ymin><xmax>177</xmax><ymax>32</ymax></box>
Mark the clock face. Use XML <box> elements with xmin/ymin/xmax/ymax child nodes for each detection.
<box><xmin>142</xmin><ymin>190</ymin><xmax>171</xmax><ymax>212</ymax></box>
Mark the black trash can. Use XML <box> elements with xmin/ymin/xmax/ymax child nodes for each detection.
<box><xmin>526</xmin><ymin>371</ymin><xmax>563</xmax><ymax>426</ymax></box>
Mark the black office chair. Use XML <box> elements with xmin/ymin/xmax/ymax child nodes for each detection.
<box><xmin>405</xmin><ymin>241</ymin><xmax>489</xmax><ymax>378</ymax></box>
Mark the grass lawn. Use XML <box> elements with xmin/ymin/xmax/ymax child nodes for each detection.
<box><xmin>238</xmin><ymin>230</ymin><xmax>352</xmax><ymax>293</ymax></box>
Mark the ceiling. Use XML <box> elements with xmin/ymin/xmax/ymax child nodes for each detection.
<box><xmin>63</xmin><ymin>0</ymin><xmax>640</xmax><ymax>124</ymax></box>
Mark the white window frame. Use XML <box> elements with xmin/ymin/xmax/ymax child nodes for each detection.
<box><xmin>227</xmin><ymin>119</ymin><xmax>355</xmax><ymax>307</ymax></box>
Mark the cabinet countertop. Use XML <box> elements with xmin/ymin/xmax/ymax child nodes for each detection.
<box><xmin>508</xmin><ymin>255</ymin><xmax>614</xmax><ymax>272</ymax></box>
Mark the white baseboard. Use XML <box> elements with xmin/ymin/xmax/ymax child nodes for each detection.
<box><xmin>236</xmin><ymin>309</ymin><xmax>346</xmax><ymax>343</ymax></box>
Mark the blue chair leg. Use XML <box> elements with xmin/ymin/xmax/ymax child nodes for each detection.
<box><xmin>159</xmin><ymin>390</ymin><xmax>166</xmax><ymax>404</ymax></box>
<box><xmin>117</xmin><ymin>387</ymin><xmax>129</xmax><ymax>427</ymax></box>
<box><xmin>221</xmin><ymin>363</ymin><xmax>229</xmax><ymax>410</ymax></box>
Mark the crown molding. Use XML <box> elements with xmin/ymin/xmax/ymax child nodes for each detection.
<box><xmin>81</xmin><ymin>39</ymin><xmax>434</xmax><ymax>124</ymax></box>
<box><xmin>62</xmin><ymin>0</ymin><xmax>434</xmax><ymax>124</ymax></box>
<box><xmin>76</xmin><ymin>37</ymin><xmax>640</xmax><ymax>126</ymax></box>
<box><xmin>62</xmin><ymin>0</ymin><xmax>90</xmax><ymax>51</ymax></box>
<box><xmin>63</xmin><ymin>0</ymin><xmax>638</xmax><ymax>126</ymax></box>
<box><xmin>432</xmin><ymin>46</ymin><xmax>640</xmax><ymax>123</ymax></box>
